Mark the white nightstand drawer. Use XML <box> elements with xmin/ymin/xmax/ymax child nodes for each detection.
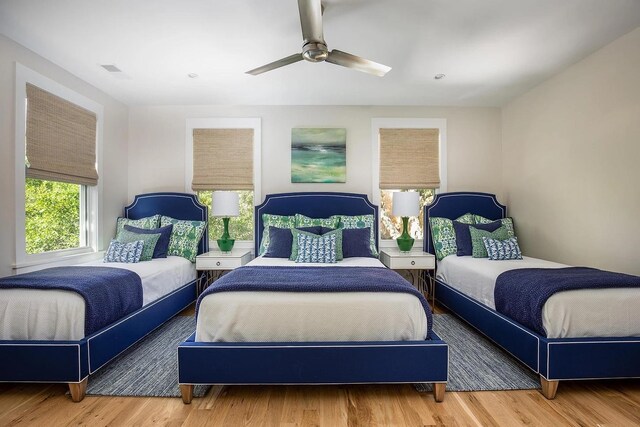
<box><xmin>195</xmin><ymin>249</ymin><xmax>252</xmax><ymax>271</ymax></box>
<box><xmin>379</xmin><ymin>248</ymin><xmax>436</xmax><ymax>270</ymax></box>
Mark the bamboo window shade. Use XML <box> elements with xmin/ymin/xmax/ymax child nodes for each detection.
<box><xmin>379</xmin><ymin>128</ymin><xmax>440</xmax><ymax>189</ymax></box>
<box><xmin>25</xmin><ymin>83</ymin><xmax>98</xmax><ymax>186</ymax></box>
<box><xmin>192</xmin><ymin>128</ymin><xmax>254</xmax><ymax>191</ymax></box>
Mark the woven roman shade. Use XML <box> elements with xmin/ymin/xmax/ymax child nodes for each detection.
<box><xmin>379</xmin><ymin>128</ymin><xmax>440</xmax><ymax>189</ymax></box>
<box><xmin>192</xmin><ymin>128</ymin><xmax>254</xmax><ymax>191</ymax></box>
<box><xmin>25</xmin><ymin>83</ymin><xmax>98</xmax><ymax>186</ymax></box>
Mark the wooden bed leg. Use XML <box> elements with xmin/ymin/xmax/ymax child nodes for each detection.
<box><xmin>68</xmin><ymin>378</ymin><xmax>88</xmax><ymax>402</ymax></box>
<box><xmin>180</xmin><ymin>384</ymin><xmax>194</xmax><ymax>404</ymax></box>
<box><xmin>433</xmin><ymin>383</ymin><xmax>446</xmax><ymax>402</ymax></box>
<box><xmin>540</xmin><ymin>376</ymin><xmax>559</xmax><ymax>400</ymax></box>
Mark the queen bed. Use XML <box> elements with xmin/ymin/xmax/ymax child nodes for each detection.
<box><xmin>0</xmin><ymin>192</ymin><xmax>208</xmax><ymax>401</ymax></box>
<box><xmin>424</xmin><ymin>191</ymin><xmax>640</xmax><ymax>399</ymax></box>
<box><xmin>178</xmin><ymin>192</ymin><xmax>448</xmax><ymax>402</ymax></box>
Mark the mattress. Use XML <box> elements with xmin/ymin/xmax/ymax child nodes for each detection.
<box><xmin>195</xmin><ymin>257</ymin><xmax>428</xmax><ymax>342</ymax></box>
<box><xmin>0</xmin><ymin>256</ymin><xmax>196</xmax><ymax>340</ymax></box>
<box><xmin>436</xmin><ymin>255</ymin><xmax>640</xmax><ymax>338</ymax></box>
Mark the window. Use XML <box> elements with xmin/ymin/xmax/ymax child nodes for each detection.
<box><xmin>185</xmin><ymin>118</ymin><xmax>261</xmax><ymax>248</ymax></box>
<box><xmin>371</xmin><ymin>118</ymin><xmax>447</xmax><ymax>244</ymax></box>
<box><xmin>15</xmin><ymin>64</ymin><xmax>102</xmax><ymax>265</ymax></box>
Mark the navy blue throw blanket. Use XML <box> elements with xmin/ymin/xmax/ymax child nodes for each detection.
<box><xmin>495</xmin><ymin>267</ymin><xmax>640</xmax><ymax>336</ymax></box>
<box><xmin>0</xmin><ymin>266</ymin><xmax>142</xmax><ymax>336</ymax></box>
<box><xmin>197</xmin><ymin>266</ymin><xmax>433</xmax><ymax>334</ymax></box>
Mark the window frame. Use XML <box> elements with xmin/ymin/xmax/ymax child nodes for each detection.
<box><xmin>185</xmin><ymin>118</ymin><xmax>262</xmax><ymax>252</ymax></box>
<box><xmin>371</xmin><ymin>118</ymin><xmax>447</xmax><ymax>248</ymax></box>
<box><xmin>14</xmin><ymin>63</ymin><xmax>103</xmax><ymax>268</ymax></box>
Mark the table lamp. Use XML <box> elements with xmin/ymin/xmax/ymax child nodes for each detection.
<box><xmin>211</xmin><ymin>191</ymin><xmax>240</xmax><ymax>252</ymax></box>
<box><xmin>392</xmin><ymin>191</ymin><xmax>420</xmax><ymax>252</ymax></box>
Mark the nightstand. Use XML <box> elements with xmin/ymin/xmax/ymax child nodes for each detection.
<box><xmin>195</xmin><ymin>249</ymin><xmax>252</xmax><ymax>294</ymax></box>
<box><xmin>379</xmin><ymin>248</ymin><xmax>436</xmax><ymax>308</ymax></box>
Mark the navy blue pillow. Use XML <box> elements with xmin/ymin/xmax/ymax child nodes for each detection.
<box><xmin>264</xmin><ymin>227</ymin><xmax>294</xmax><ymax>258</ymax></box>
<box><xmin>124</xmin><ymin>224</ymin><xmax>173</xmax><ymax>258</ymax></box>
<box><xmin>342</xmin><ymin>228</ymin><xmax>374</xmax><ymax>258</ymax></box>
<box><xmin>453</xmin><ymin>220</ymin><xmax>502</xmax><ymax>256</ymax></box>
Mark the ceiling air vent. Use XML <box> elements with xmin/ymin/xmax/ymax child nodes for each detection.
<box><xmin>100</xmin><ymin>64</ymin><xmax>122</xmax><ymax>73</ymax></box>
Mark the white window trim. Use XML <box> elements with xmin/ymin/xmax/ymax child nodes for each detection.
<box><xmin>14</xmin><ymin>63</ymin><xmax>103</xmax><ymax>269</ymax></box>
<box><xmin>185</xmin><ymin>118</ymin><xmax>262</xmax><ymax>251</ymax></box>
<box><xmin>371</xmin><ymin>118</ymin><xmax>447</xmax><ymax>248</ymax></box>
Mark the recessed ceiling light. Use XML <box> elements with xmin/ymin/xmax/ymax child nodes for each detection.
<box><xmin>100</xmin><ymin>64</ymin><xmax>122</xmax><ymax>73</ymax></box>
<box><xmin>187</xmin><ymin>73</ymin><xmax>199</xmax><ymax>78</ymax></box>
<box><xmin>434</xmin><ymin>74</ymin><xmax>446</xmax><ymax>80</ymax></box>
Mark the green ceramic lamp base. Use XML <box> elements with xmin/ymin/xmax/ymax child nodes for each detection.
<box><xmin>396</xmin><ymin>216</ymin><xmax>415</xmax><ymax>252</ymax></box>
<box><xmin>217</xmin><ymin>217</ymin><xmax>235</xmax><ymax>253</ymax></box>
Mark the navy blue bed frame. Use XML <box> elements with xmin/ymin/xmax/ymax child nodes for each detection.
<box><xmin>0</xmin><ymin>192</ymin><xmax>208</xmax><ymax>401</ymax></box>
<box><xmin>424</xmin><ymin>191</ymin><xmax>640</xmax><ymax>399</ymax></box>
<box><xmin>178</xmin><ymin>192</ymin><xmax>448</xmax><ymax>402</ymax></box>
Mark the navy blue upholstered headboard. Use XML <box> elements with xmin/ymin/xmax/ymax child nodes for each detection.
<box><xmin>124</xmin><ymin>192</ymin><xmax>209</xmax><ymax>255</ymax></box>
<box><xmin>255</xmin><ymin>192</ymin><xmax>378</xmax><ymax>256</ymax></box>
<box><xmin>423</xmin><ymin>192</ymin><xmax>506</xmax><ymax>255</ymax></box>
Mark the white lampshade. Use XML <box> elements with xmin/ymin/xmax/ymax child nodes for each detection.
<box><xmin>211</xmin><ymin>191</ymin><xmax>240</xmax><ymax>217</ymax></box>
<box><xmin>392</xmin><ymin>191</ymin><xmax>420</xmax><ymax>217</ymax></box>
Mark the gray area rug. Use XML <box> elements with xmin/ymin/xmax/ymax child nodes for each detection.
<box><xmin>86</xmin><ymin>316</ymin><xmax>211</xmax><ymax>398</ymax></box>
<box><xmin>415</xmin><ymin>314</ymin><xmax>540</xmax><ymax>392</ymax></box>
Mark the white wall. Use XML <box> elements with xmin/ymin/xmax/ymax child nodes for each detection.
<box><xmin>128</xmin><ymin>105</ymin><xmax>502</xmax><ymax>202</ymax></box>
<box><xmin>502</xmin><ymin>27</ymin><xmax>640</xmax><ymax>275</ymax></box>
<box><xmin>0</xmin><ymin>34</ymin><xmax>129</xmax><ymax>277</ymax></box>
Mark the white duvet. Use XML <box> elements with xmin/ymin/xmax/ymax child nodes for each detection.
<box><xmin>436</xmin><ymin>255</ymin><xmax>640</xmax><ymax>338</ymax></box>
<box><xmin>0</xmin><ymin>256</ymin><xmax>196</xmax><ymax>340</ymax></box>
<box><xmin>195</xmin><ymin>257</ymin><xmax>429</xmax><ymax>342</ymax></box>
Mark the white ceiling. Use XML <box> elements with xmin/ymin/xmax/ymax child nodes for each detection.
<box><xmin>1</xmin><ymin>0</ymin><xmax>639</xmax><ymax>107</ymax></box>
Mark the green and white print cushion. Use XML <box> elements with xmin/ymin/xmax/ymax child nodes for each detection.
<box><xmin>331</xmin><ymin>214</ymin><xmax>378</xmax><ymax>257</ymax></box>
<box><xmin>116</xmin><ymin>228</ymin><xmax>161</xmax><ymax>262</ymax></box>
<box><xmin>290</xmin><ymin>228</ymin><xmax>343</xmax><ymax>261</ymax></box>
<box><xmin>429</xmin><ymin>213</ymin><xmax>477</xmax><ymax>260</ymax></box>
<box><xmin>259</xmin><ymin>214</ymin><xmax>296</xmax><ymax>256</ymax></box>
<box><xmin>160</xmin><ymin>216</ymin><xmax>207</xmax><ymax>262</ymax></box>
<box><xmin>295</xmin><ymin>232</ymin><xmax>337</xmax><ymax>264</ymax></box>
<box><xmin>473</xmin><ymin>215</ymin><xmax>515</xmax><ymax>237</ymax></box>
<box><xmin>294</xmin><ymin>214</ymin><xmax>340</xmax><ymax>229</ymax></box>
<box><xmin>469</xmin><ymin>225</ymin><xmax>510</xmax><ymax>258</ymax></box>
<box><xmin>104</xmin><ymin>239</ymin><xmax>144</xmax><ymax>263</ymax></box>
<box><xmin>483</xmin><ymin>236</ymin><xmax>523</xmax><ymax>260</ymax></box>
<box><xmin>115</xmin><ymin>215</ymin><xmax>160</xmax><ymax>237</ymax></box>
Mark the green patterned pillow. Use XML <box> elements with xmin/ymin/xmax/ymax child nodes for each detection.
<box><xmin>160</xmin><ymin>216</ymin><xmax>207</xmax><ymax>262</ymax></box>
<box><xmin>473</xmin><ymin>215</ymin><xmax>515</xmax><ymax>238</ymax></box>
<box><xmin>116</xmin><ymin>215</ymin><xmax>160</xmax><ymax>236</ymax></box>
<box><xmin>294</xmin><ymin>214</ymin><xmax>340</xmax><ymax>229</ymax></box>
<box><xmin>330</xmin><ymin>214</ymin><xmax>378</xmax><ymax>257</ymax></box>
<box><xmin>116</xmin><ymin>228</ymin><xmax>161</xmax><ymax>261</ymax></box>
<box><xmin>290</xmin><ymin>228</ymin><xmax>343</xmax><ymax>261</ymax></box>
<box><xmin>429</xmin><ymin>213</ymin><xmax>478</xmax><ymax>260</ymax></box>
<box><xmin>469</xmin><ymin>225</ymin><xmax>510</xmax><ymax>258</ymax></box>
<box><xmin>456</xmin><ymin>213</ymin><xmax>476</xmax><ymax>225</ymax></box>
<box><xmin>259</xmin><ymin>214</ymin><xmax>296</xmax><ymax>256</ymax></box>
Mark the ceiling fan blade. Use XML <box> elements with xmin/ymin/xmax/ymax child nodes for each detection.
<box><xmin>326</xmin><ymin>49</ymin><xmax>391</xmax><ymax>77</ymax></box>
<box><xmin>245</xmin><ymin>53</ymin><xmax>304</xmax><ymax>75</ymax></box>
<box><xmin>298</xmin><ymin>0</ymin><xmax>324</xmax><ymax>43</ymax></box>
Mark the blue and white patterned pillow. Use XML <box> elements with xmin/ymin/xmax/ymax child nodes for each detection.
<box><xmin>104</xmin><ymin>239</ymin><xmax>144</xmax><ymax>263</ymax></box>
<box><xmin>295</xmin><ymin>233</ymin><xmax>337</xmax><ymax>263</ymax></box>
<box><xmin>482</xmin><ymin>236</ymin><xmax>523</xmax><ymax>260</ymax></box>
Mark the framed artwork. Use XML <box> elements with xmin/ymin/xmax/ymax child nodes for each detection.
<box><xmin>291</xmin><ymin>128</ymin><xmax>346</xmax><ymax>183</ymax></box>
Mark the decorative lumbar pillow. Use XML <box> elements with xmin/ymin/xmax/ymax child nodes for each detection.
<box><xmin>263</xmin><ymin>227</ymin><xmax>294</xmax><ymax>259</ymax></box>
<box><xmin>116</xmin><ymin>214</ymin><xmax>160</xmax><ymax>236</ymax></box>
<box><xmin>123</xmin><ymin>224</ymin><xmax>173</xmax><ymax>259</ymax></box>
<box><xmin>160</xmin><ymin>216</ymin><xmax>207</xmax><ymax>262</ymax></box>
<box><xmin>259</xmin><ymin>214</ymin><xmax>296</xmax><ymax>256</ymax></box>
<box><xmin>342</xmin><ymin>227</ymin><xmax>374</xmax><ymax>258</ymax></box>
<box><xmin>104</xmin><ymin>239</ymin><xmax>144</xmax><ymax>263</ymax></box>
<box><xmin>295</xmin><ymin>214</ymin><xmax>340</xmax><ymax>229</ymax></box>
<box><xmin>331</xmin><ymin>214</ymin><xmax>378</xmax><ymax>257</ymax></box>
<box><xmin>290</xmin><ymin>228</ymin><xmax>343</xmax><ymax>261</ymax></box>
<box><xmin>453</xmin><ymin>219</ymin><xmax>502</xmax><ymax>257</ymax></box>
<box><xmin>294</xmin><ymin>232</ymin><xmax>337</xmax><ymax>263</ymax></box>
<box><xmin>469</xmin><ymin>225</ymin><xmax>510</xmax><ymax>258</ymax></box>
<box><xmin>116</xmin><ymin>228</ymin><xmax>161</xmax><ymax>262</ymax></box>
<box><xmin>473</xmin><ymin>215</ymin><xmax>515</xmax><ymax>238</ymax></box>
<box><xmin>429</xmin><ymin>213</ymin><xmax>479</xmax><ymax>261</ymax></box>
<box><xmin>483</xmin><ymin>236</ymin><xmax>523</xmax><ymax>260</ymax></box>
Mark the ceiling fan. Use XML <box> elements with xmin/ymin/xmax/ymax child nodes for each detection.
<box><xmin>246</xmin><ymin>0</ymin><xmax>391</xmax><ymax>77</ymax></box>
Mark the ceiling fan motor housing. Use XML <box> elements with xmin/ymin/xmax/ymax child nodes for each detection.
<box><xmin>302</xmin><ymin>42</ymin><xmax>329</xmax><ymax>62</ymax></box>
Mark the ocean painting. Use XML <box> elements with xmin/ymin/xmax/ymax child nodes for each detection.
<box><xmin>291</xmin><ymin>128</ymin><xmax>346</xmax><ymax>183</ymax></box>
